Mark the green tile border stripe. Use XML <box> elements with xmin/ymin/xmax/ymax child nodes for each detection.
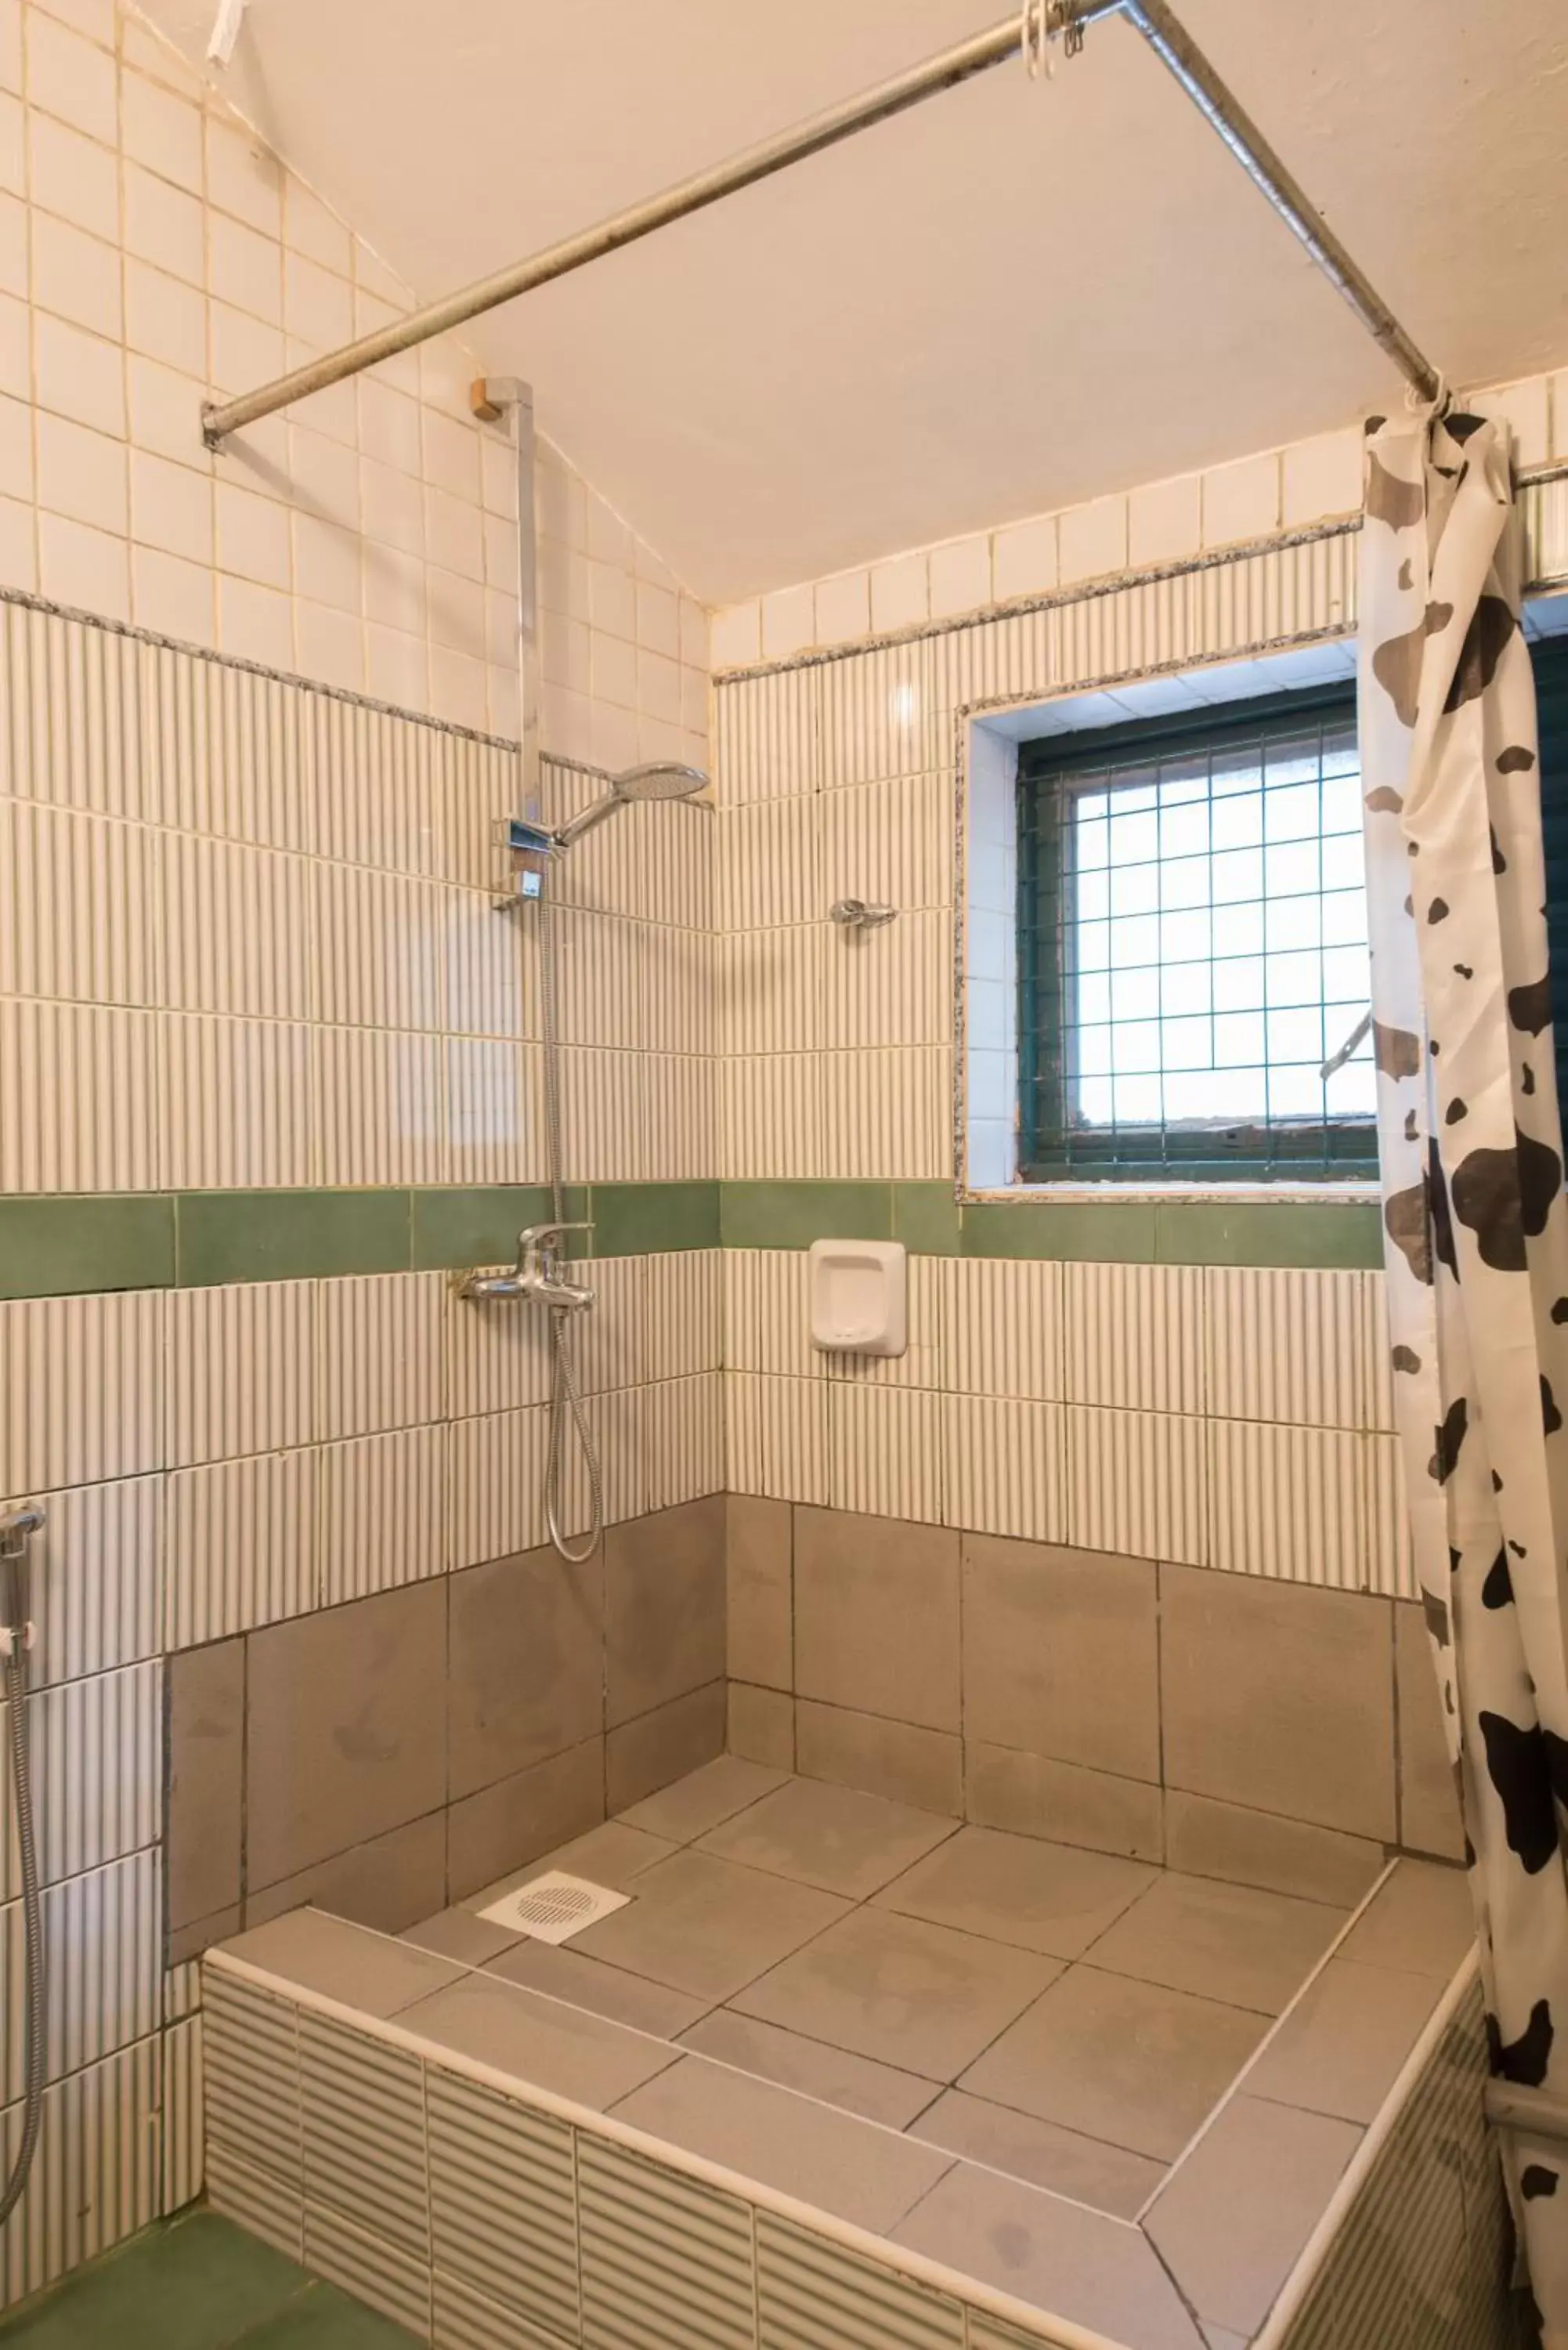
<box><xmin>0</xmin><ymin>1178</ymin><xmax>1381</xmax><ymax>1298</ymax></box>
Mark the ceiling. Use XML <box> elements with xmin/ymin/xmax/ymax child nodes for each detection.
<box><xmin>139</xmin><ymin>0</ymin><xmax>1568</xmax><ymax>603</ymax></box>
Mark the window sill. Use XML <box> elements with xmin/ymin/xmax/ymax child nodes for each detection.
<box><xmin>965</xmin><ymin>1180</ymin><xmax>1381</xmax><ymax>1206</ymax></box>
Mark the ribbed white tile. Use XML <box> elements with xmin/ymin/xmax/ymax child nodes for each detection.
<box><xmin>167</xmin><ymin>1281</ymin><xmax>318</xmax><ymax>1467</ymax></box>
<box><xmin>161</xmin><ymin>835</ymin><xmax>313</xmax><ymax>1021</ymax></box>
<box><xmin>723</xmin><ymin>1249</ymin><xmax>817</xmax><ymax>1379</ymax></box>
<box><xmin>164</xmin><ymin>1959</ymin><xmax>202</xmax><ymax>2026</ymax></box>
<box><xmin>826</xmin><ymin>1254</ymin><xmax>942</xmax><ymax>1390</ymax></box>
<box><xmin>0</xmin><ymin>804</ymin><xmax>157</xmax><ymax>1007</ymax></box>
<box><xmin>1</xmin><ymin>1849</ymin><xmax>159</xmax><ymax>2102</ymax></box>
<box><xmin>940</xmin><ymin>1256</ymin><xmax>1061</xmax><ymax>1401</ymax></box>
<box><xmin>146</xmin><ymin>644</ymin><xmax>311</xmax><ymax>851</ymax></box>
<box><xmin>305</xmin><ymin>2202</ymin><xmax>432</xmax><ymax>2338</ymax></box>
<box><xmin>570</xmin><ymin>1256</ymin><xmax>646</xmax><ymax>1396</ymax></box>
<box><xmin>442</xmin><ymin>884</ymin><xmax>534</xmax><ymax>1039</ymax></box>
<box><xmin>161</xmin><ymin>2013</ymin><xmax>205</xmax><ymax>2215</ymax></box>
<box><xmin>943</xmin><ymin>1393</ymin><xmax>1064</xmax><ymax>1542</ymax></box>
<box><xmin>1065</xmin><ymin>1405</ymin><xmax>1208</xmax><ymax>1564</ymax></box>
<box><xmin>2</xmin><ymin>1476</ymin><xmax>161</xmax><ymax>1690</ymax></box>
<box><xmin>641</xmin><ymin>926</ymin><xmax>714</xmax><ymax>1059</ymax></box>
<box><xmin>0</xmin><ymin>1292</ymin><xmax>164</xmax><ymax>1495</ymax></box>
<box><xmin>757</xmin><ymin>2212</ymin><xmax>963</xmax><ymax>2350</ymax></box>
<box><xmin>552</xmin><ymin>905</ymin><xmax>641</xmax><ymax>1051</ymax></box>
<box><xmin>203</xmin><ymin>1968</ymin><xmax>301</xmax><ymax>2196</ymax></box>
<box><xmin>579</xmin><ymin>2131</ymin><xmax>754</xmax><ymax>2350</ymax></box>
<box><xmin>645</xmin><ymin>1374</ymin><xmax>724</xmax><ymax>1513</ymax></box>
<box><xmin>300</xmin><ymin>2012</ymin><xmax>428</xmax><ymax>2259</ymax></box>
<box><xmin>314</xmin><ymin>1025</ymin><xmax>444</xmax><ymax>1188</ymax></box>
<box><xmin>1363</xmin><ymin>1270</ymin><xmax>1397</xmax><ymax>1434</ymax></box>
<box><xmin>558</xmin><ymin>1047</ymin><xmax>644</xmax><ymax>1184</ymax></box>
<box><xmin>714</xmin><ymin>664</ymin><xmax>819</xmax><ymax>803</ymax></box>
<box><xmin>310</xmin><ymin>692</ymin><xmax>434</xmax><ymax>876</ymax></box>
<box><xmin>1063</xmin><ymin>1260</ymin><xmax>1205</xmax><ymax>1414</ymax></box>
<box><xmin>0</xmin><ymin>1002</ymin><xmax>159</xmax><ymax>1192</ymax></box>
<box><xmin>829</xmin><ymin>1383</ymin><xmax>942</xmax><ymax>1522</ymax></box>
<box><xmin>573</xmin><ymin>1383</ymin><xmax>648</xmax><ymax>1527</ymax></box>
<box><xmin>2</xmin><ymin>605</ymin><xmax>147</xmax><ymax>822</ymax></box>
<box><xmin>1523</xmin><ymin>469</ymin><xmax>1568</xmax><ymax>592</ymax></box>
<box><xmin>1365</xmin><ymin>1429</ymin><xmax>1414</xmax><ymax>1600</ymax></box>
<box><xmin>165</xmin><ymin>1452</ymin><xmax>320</xmax><ymax>1647</ymax></box>
<box><xmin>1</xmin><ymin>1661</ymin><xmax>161</xmax><ymax>1898</ymax></box>
<box><xmin>821</xmin><ymin>1048</ymin><xmax>948</xmax><ymax>1180</ymax></box>
<box><xmin>161</xmin><ymin>1013</ymin><xmax>314</xmax><ymax>1191</ymax></box>
<box><xmin>446</xmin><ymin>1278</ymin><xmax>554</xmax><ymax>1419</ymax></box>
<box><xmin>207</xmin><ymin>2144</ymin><xmax>302</xmax><ymax>2265</ymax></box>
<box><xmin>0</xmin><ymin>2037</ymin><xmax>160</xmax><ymax>2312</ymax></box>
<box><xmin>818</xmin><ymin>638</ymin><xmax>939</xmax><ymax>786</ymax></box>
<box><xmin>313</xmin><ymin>864</ymin><xmax>443</xmax><ymax>1031</ymax></box>
<box><xmin>721</xmin><ymin>1054</ymin><xmax>820</xmax><ymax>1180</ymax></box>
<box><xmin>824</xmin><ymin>911</ymin><xmax>948</xmax><ymax>1050</ymax></box>
<box><xmin>439</xmin><ymin>732</ymin><xmax>500</xmax><ymax>896</ymax></box>
<box><xmin>444</xmin><ymin>1037</ymin><xmax>547</xmax><ymax>1186</ymax></box>
<box><xmin>1207</xmin><ymin>1265</ymin><xmax>1370</xmax><ymax>1430</ymax></box>
<box><xmin>319</xmin><ymin>1425</ymin><xmax>446</xmax><ymax>1603</ymax></box>
<box><xmin>724</xmin><ymin>1372</ymin><xmax>827</xmax><ymax>1506</ymax></box>
<box><xmin>645</xmin><ymin>1251</ymin><xmax>721</xmax><ymax>1383</ymax></box>
<box><xmin>719</xmin><ymin>794</ymin><xmax>819</xmax><ymax>931</ymax></box>
<box><xmin>941</xmin><ymin>607</ymin><xmax>1052</xmax><ymax>714</ymax></box>
<box><xmin>721</xmin><ymin>927</ymin><xmax>822</xmax><ymax>1058</ymax></box>
<box><xmin>821</xmin><ymin>774</ymin><xmax>953</xmax><ymax>915</ymax></box>
<box><xmin>449</xmin><ymin>1406</ymin><xmax>549</xmax><ymax>1567</ymax></box>
<box><xmin>644</xmin><ymin>1054</ymin><xmax>717</xmax><ymax>1183</ymax></box>
<box><xmin>318</xmin><ymin>1271</ymin><xmax>444</xmax><ymax>1440</ymax></box>
<box><xmin>1209</xmin><ymin>1419</ymin><xmax>1375</xmax><ymax>1593</ymax></box>
<box><xmin>434</xmin><ymin>2269</ymin><xmax>572</xmax><ymax>2350</ymax></box>
<box><xmin>427</xmin><ymin>2070</ymin><xmax>577</xmax><ymax>2344</ymax></box>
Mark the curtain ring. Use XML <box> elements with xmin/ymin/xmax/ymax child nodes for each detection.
<box><xmin>1404</xmin><ymin>369</ymin><xmax>1450</xmax><ymax>421</ymax></box>
<box><xmin>1021</xmin><ymin>0</ymin><xmax>1051</xmax><ymax>80</ymax></box>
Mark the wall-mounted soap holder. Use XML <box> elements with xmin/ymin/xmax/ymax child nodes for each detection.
<box><xmin>829</xmin><ymin>898</ymin><xmax>896</xmax><ymax>928</ymax></box>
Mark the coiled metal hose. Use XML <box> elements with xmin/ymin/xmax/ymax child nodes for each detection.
<box><xmin>538</xmin><ymin>888</ymin><xmax>604</xmax><ymax>1564</ymax></box>
<box><xmin>0</xmin><ymin>1637</ymin><xmax>45</xmax><ymax>2225</ymax></box>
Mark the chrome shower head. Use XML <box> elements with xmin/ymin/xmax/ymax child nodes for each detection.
<box><xmin>552</xmin><ymin>761</ymin><xmax>710</xmax><ymax>848</ymax></box>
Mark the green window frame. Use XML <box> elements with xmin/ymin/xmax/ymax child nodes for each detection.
<box><xmin>1016</xmin><ymin>680</ymin><xmax>1379</xmax><ymax>1184</ymax></box>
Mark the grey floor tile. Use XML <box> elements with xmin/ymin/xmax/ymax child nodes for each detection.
<box><xmin>400</xmin><ymin>1907</ymin><xmax>518</xmax><ymax>1965</ymax></box>
<box><xmin>616</xmin><ymin>1753</ymin><xmax>788</xmax><ymax>1844</ymax></box>
<box><xmin>1245</xmin><ymin>1956</ymin><xmax>1441</xmax><ymax>2124</ymax></box>
<box><xmin>609</xmin><ymin>2052</ymin><xmax>953</xmax><ymax>2234</ymax></box>
<box><xmin>909</xmin><ymin>2089</ymin><xmax>1165</xmax><ymax>2219</ymax></box>
<box><xmin>959</xmin><ymin>1964</ymin><xmax>1267</xmax><ymax>2163</ymax></box>
<box><xmin>679</xmin><ymin>2006</ymin><xmax>939</xmax><ymax>2128</ymax></box>
<box><xmin>732</xmin><ymin>1905</ymin><xmax>1059</xmax><ymax>2080</ymax></box>
<box><xmin>875</xmin><ymin>1824</ymin><xmax>1157</xmax><ymax>1960</ymax></box>
<box><xmin>698</xmin><ymin>1776</ymin><xmax>958</xmax><ymax>1898</ymax></box>
<box><xmin>396</xmin><ymin>1972</ymin><xmax>676</xmax><ymax>2110</ymax></box>
<box><xmin>1144</xmin><ymin>2093</ymin><xmax>1361</xmax><ymax>2337</ymax></box>
<box><xmin>566</xmin><ymin>1849</ymin><xmax>849</xmax><ymax>2002</ymax></box>
<box><xmin>1335</xmin><ymin>1858</ymin><xmax>1475</xmax><ymax>1979</ymax></box>
<box><xmin>1086</xmin><ymin>1871</ymin><xmax>1347</xmax><ymax>2015</ymax></box>
<box><xmin>217</xmin><ymin>1908</ymin><xmax>464</xmax><ymax>2019</ymax></box>
<box><xmin>487</xmin><ymin>1937</ymin><xmax>711</xmax><ymax>2038</ymax></box>
<box><xmin>892</xmin><ymin>2162</ymin><xmax>1206</xmax><ymax>2348</ymax></box>
<box><xmin>1201</xmin><ymin>2329</ymin><xmax>1251</xmax><ymax>2349</ymax></box>
<box><xmin>466</xmin><ymin>1820</ymin><xmax>676</xmax><ymax>1911</ymax></box>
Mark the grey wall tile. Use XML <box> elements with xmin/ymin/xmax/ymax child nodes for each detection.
<box><xmin>1393</xmin><ymin>1601</ymin><xmax>1465</xmax><ymax>1862</ymax></box>
<box><xmin>169</xmin><ymin>1903</ymin><xmax>240</xmax><ymax>1968</ymax></box>
<box><xmin>1161</xmin><ymin>1564</ymin><xmax>1396</xmax><ymax>1842</ymax></box>
<box><xmin>244</xmin><ymin>1813</ymin><xmax>446</xmax><ymax>1936</ymax></box>
<box><xmin>795</xmin><ymin>1697</ymin><xmax>962</xmax><ymax>1818</ymax></box>
<box><xmin>167</xmin><ymin>1636</ymin><xmax>244</xmax><ymax>1931</ymax></box>
<box><xmin>449</xmin><ymin>1544</ymin><xmax>605</xmax><ymax>1800</ymax></box>
<box><xmin>1164</xmin><ymin>1792</ymin><xmax>1386</xmax><ymax>1909</ymax></box>
<box><xmin>794</xmin><ymin>1507</ymin><xmax>960</xmax><ymax>1733</ymax></box>
<box><xmin>246</xmin><ymin>1580</ymin><xmax>448</xmax><ymax>1893</ymax></box>
<box><xmin>607</xmin><ymin>1680</ymin><xmax>727</xmax><ymax>1813</ymax></box>
<box><xmin>726</xmin><ymin>1492</ymin><xmax>793</xmax><ymax>1690</ymax></box>
<box><xmin>965</xmin><ymin>1743</ymin><xmax>1164</xmax><ymax>1864</ymax></box>
<box><xmin>962</xmin><ymin>1535</ymin><xmax>1159</xmax><ymax>1783</ymax></box>
<box><xmin>446</xmin><ymin>1735</ymin><xmax>605</xmax><ymax>1904</ymax></box>
<box><xmin>606</xmin><ymin>1497</ymin><xmax>726</xmax><ymax>1729</ymax></box>
<box><xmin>728</xmin><ymin>1683</ymin><xmax>795</xmax><ymax>1772</ymax></box>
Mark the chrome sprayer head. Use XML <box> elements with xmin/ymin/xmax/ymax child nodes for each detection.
<box><xmin>551</xmin><ymin>761</ymin><xmax>710</xmax><ymax>850</ymax></box>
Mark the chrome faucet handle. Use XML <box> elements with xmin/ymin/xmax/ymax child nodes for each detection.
<box><xmin>0</xmin><ymin>1506</ymin><xmax>45</xmax><ymax>1560</ymax></box>
<box><xmin>517</xmin><ymin>1220</ymin><xmax>594</xmax><ymax>1251</ymax></box>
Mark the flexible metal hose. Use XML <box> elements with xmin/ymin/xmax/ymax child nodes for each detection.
<box><xmin>538</xmin><ymin>886</ymin><xmax>604</xmax><ymax>1564</ymax></box>
<box><xmin>0</xmin><ymin>1645</ymin><xmax>45</xmax><ymax>2225</ymax></box>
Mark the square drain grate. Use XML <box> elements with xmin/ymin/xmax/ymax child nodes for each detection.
<box><xmin>475</xmin><ymin>1871</ymin><xmax>630</xmax><ymax>1945</ymax></box>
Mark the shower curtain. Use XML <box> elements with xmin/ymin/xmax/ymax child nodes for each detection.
<box><xmin>1360</xmin><ymin>403</ymin><xmax>1568</xmax><ymax>2340</ymax></box>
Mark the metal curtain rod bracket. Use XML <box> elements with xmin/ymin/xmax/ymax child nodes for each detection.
<box><xmin>199</xmin><ymin>0</ymin><xmax>1441</xmax><ymax>450</ymax></box>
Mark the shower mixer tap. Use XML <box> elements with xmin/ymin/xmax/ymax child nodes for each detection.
<box><xmin>454</xmin><ymin>1222</ymin><xmax>596</xmax><ymax>1310</ymax></box>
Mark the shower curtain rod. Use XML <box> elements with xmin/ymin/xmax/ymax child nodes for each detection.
<box><xmin>199</xmin><ymin>0</ymin><xmax>1441</xmax><ymax>449</ymax></box>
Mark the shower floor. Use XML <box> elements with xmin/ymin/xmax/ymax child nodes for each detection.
<box><xmin>209</xmin><ymin>1755</ymin><xmax>1477</xmax><ymax>2348</ymax></box>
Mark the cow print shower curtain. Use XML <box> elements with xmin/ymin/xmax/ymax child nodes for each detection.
<box><xmin>1360</xmin><ymin>405</ymin><xmax>1568</xmax><ymax>2340</ymax></box>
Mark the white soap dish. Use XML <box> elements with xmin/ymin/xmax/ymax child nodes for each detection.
<box><xmin>808</xmin><ymin>1238</ymin><xmax>908</xmax><ymax>1357</ymax></box>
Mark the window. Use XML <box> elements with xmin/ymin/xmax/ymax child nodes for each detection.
<box><xmin>1017</xmin><ymin>683</ymin><xmax>1377</xmax><ymax>1183</ymax></box>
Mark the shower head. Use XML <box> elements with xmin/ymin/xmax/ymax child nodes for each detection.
<box><xmin>552</xmin><ymin>761</ymin><xmax>710</xmax><ymax>848</ymax></box>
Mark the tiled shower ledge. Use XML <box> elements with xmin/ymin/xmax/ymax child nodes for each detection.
<box><xmin>202</xmin><ymin>1759</ymin><xmax>1479</xmax><ymax>2350</ymax></box>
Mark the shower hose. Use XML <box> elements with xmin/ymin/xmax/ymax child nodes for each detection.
<box><xmin>0</xmin><ymin>1623</ymin><xmax>45</xmax><ymax>2224</ymax></box>
<box><xmin>538</xmin><ymin>889</ymin><xmax>605</xmax><ymax>1565</ymax></box>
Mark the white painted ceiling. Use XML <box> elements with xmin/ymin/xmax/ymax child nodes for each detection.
<box><xmin>140</xmin><ymin>0</ymin><xmax>1568</xmax><ymax>602</ymax></box>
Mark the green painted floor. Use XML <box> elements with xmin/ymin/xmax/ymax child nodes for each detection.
<box><xmin>0</xmin><ymin>2211</ymin><xmax>419</xmax><ymax>2348</ymax></box>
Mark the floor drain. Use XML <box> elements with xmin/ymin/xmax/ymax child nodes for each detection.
<box><xmin>475</xmin><ymin>1871</ymin><xmax>630</xmax><ymax>1944</ymax></box>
